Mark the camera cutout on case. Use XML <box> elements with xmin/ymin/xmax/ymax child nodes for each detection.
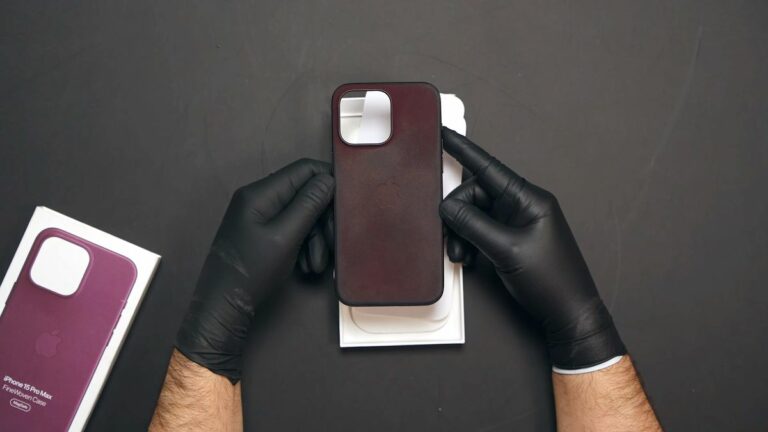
<box><xmin>339</xmin><ymin>90</ymin><xmax>392</xmax><ymax>145</ymax></box>
<box><xmin>30</xmin><ymin>236</ymin><xmax>90</xmax><ymax>296</ymax></box>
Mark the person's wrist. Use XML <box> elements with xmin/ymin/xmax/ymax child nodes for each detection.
<box><xmin>544</xmin><ymin>300</ymin><xmax>627</xmax><ymax>370</ymax></box>
<box><xmin>149</xmin><ymin>349</ymin><xmax>242</xmax><ymax>431</ymax></box>
<box><xmin>174</xmin><ymin>253</ymin><xmax>257</xmax><ymax>383</ymax></box>
<box><xmin>175</xmin><ymin>302</ymin><xmax>248</xmax><ymax>383</ymax></box>
<box><xmin>169</xmin><ymin>348</ymin><xmax>225</xmax><ymax>380</ymax></box>
<box><xmin>175</xmin><ymin>307</ymin><xmax>248</xmax><ymax>384</ymax></box>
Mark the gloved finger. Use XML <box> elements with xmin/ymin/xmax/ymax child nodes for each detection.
<box><xmin>447</xmin><ymin>230</ymin><xmax>479</xmax><ymax>266</ymax></box>
<box><xmin>307</xmin><ymin>224</ymin><xmax>329</xmax><ymax>273</ymax></box>
<box><xmin>298</xmin><ymin>244</ymin><xmax>311</xmax><ymax>274</ymax></box>
<box><xmin>444</xmin><ymin>176</ymin><xmax>493</xmax><ymax>210</ymax></box>
<box><xmin>463</xmin><ymin>247</ymin><xmax>477</xmax><ymax>267</ymax></box>
<box><xmin>271</xmin><ymin>174</ymin><xmax>336</xmax><ymax>244</ymax></box>
<box><xmin>323</xmin><ymin>208</ymin><xmax>335</xmax><ymax>252</ymax></box>
<box><xmin>441</xmin><ymin>127</ymin><xmax>529</xmax><ymax>199</ymax></box>
<box><xmin>439</xmin><ymin>195</ymin><xmax>510</xmax><ymax>261</ymax></box>
<box><xmin>443</xmin><ymin>178</ymin><xmax>492</xmax><ymax>263</ymax></box>
<box><xmin>442</xmin><ymin>127</ymin><xmax>554</xmax><ymax>224</ymax></box>
<box><xmin>461</xmin><ymin>167</ymin><xmax>472</xmax><ymax>182</ymax></box>
<box><xmin>446</xmin><ymin>229</ymin><xmax>467</xmax><ymax>262</ymax></box>
<box><xmin>445</xmin><ymin>171</ymin><xmax>483</xmax><ymax>264</ymax></box>
<box><xmin>237</xmin><ymin>159</ymin><xmax>333</xmax><ymax>222</ymax></box>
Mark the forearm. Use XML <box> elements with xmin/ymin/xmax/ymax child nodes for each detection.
<box><xmin>553</xmin><ymin>356</ymin><xmax>661</xmax><ymax>431</ymax></box>
<box><xmin>149</xmin><ymin>349</ymin><xmax>242</xmax><ymax>432</ymax></box>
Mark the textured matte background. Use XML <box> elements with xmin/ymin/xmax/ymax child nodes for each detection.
<box><xmin>1</xmin><ymin>1</ymin><xmax>766</xmax><ymax>431</ymax></box>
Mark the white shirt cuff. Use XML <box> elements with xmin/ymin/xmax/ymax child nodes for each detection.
<box><xmin>552</xmin><ymin>355</ymin><xmax>624</xmax><ymax>375</ymax></box>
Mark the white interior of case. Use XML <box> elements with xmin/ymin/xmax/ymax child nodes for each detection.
<box><xmin>338</xmin><ymin>93</ymin><xmax>467</xmax><ymax>346</ymax></box>
<box><xmin>30</xmin><ymin>236</ymin><xmax>90</xmax><ymax>297</ymax></box>
<box><xmin>339</xmin><ymin>90</ymin><xmax>391</xmax><ymax>144</ymax></box>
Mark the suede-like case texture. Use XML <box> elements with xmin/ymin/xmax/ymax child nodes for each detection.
<box><xmin>332</xmin><ymin>83</ymin><xmax>443</xmax><ymax>306</ymax></box>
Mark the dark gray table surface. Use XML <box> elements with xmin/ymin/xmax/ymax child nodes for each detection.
<box><xmin>2</xmin><ymin>1</ymin><xmax>766</xmax><ymax>430</ymax></box>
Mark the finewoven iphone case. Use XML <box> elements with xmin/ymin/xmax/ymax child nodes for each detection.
<box><xmin>332</xmin><ymin>82</ymin><xmax>443</xmax><ymax>306</ymax></box>
<box><xmin>0</xmin><ymin>228</ymin><xmax>137</xmax><ymax>431</ymax></box>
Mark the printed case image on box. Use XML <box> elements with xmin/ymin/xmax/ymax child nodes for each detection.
<box><xmin>0</xmin><ymin>228</ymin><xmax>137</xmax><ymax>430</ymax></box>
<box><xmin>0</xmin><ymin>208</ymin><xmax>159</xmax><ymax>432</ymax></box>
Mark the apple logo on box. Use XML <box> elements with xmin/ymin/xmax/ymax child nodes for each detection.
<box><xmin>35</xmin><ymin>330</ymin><xmax>61</xmax><ymax>358</ymax></box>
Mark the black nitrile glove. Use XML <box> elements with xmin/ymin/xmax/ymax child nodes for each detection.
<box><xmin>176</xmin><ymin>159</ymin><xmax>335</xmax><ymax>382</ymax></box>
<box><xmin>440</xmin><ymin>127</ymin><xmax>626</xmax><ymax>370</ymax></box>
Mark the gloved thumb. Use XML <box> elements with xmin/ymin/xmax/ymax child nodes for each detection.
<box><xmin>439</xmin><ymin>197</ymin><xmax>509</xmax><ymax>262</ymax></box>
<box><xmin>273</xmin><ymin>174</ymin><xmax>336</xmax><ymax>243</ymax></box>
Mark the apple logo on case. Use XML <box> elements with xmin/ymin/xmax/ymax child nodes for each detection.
<box><xmin>35</xmin><ymin>330</ymin><xmax>61</xmax><ymax>358</ymax></box>
<box><xmin>375</xmin><ymin>180</ymin><xmax>401</xmax><ymax>209</ymax></box>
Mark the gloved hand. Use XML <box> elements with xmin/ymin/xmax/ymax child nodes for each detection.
<box><xmin>439</xmin><ymin>127</ymin><xmax>626</xmax><ymax>370</ymax></box>
<box><xmin>176</xmin><ymin>159</ymin><xmax>335</xmax><ymax>382</ymax></box>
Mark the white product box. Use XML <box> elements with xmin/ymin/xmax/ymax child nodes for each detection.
<box><xmin>0</xmin><ymin>207</ymin><xmax>160</xmax><ymax>431</ymax></box>
<box><xmin>338</xmin><ymin>93</ymin><xmax>467</xmax><ymax>347</ymax></box>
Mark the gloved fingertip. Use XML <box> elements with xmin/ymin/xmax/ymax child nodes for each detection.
<box><xmin>308</xmin><ymin>230</ymin><xmax>329</xmax><ymax>273</ymax></box>
<box><xmin>323</xmin><ymin>211</ymin><xmax>335</xmax><ymax>249</ymax></box>
<box><xmin>298</xmin><ymin>248</ymin><xmax>311</xmax><ymax>274</ymax></box>
<box><xmin>314</xmin><ymin>173</ymin><xmax>336</xmax><ymax>193</ymax></box>
<box><xmin>298</xmin><ymin>174</ymin><xmax>335</xmax><ymax>210</ymax></box>
<box><xmin>463</xmin><ymin>249</ymin><xmax>477</xmax><ymax>267</ymax></box>
<box><xmin>442</xmin><ymin>125</ymin><xmax>463</xmax><ymax>139</ymax></box>
<box><xmin>305</xmin><ymin>174</ymin><xmax>336</xmax><ymax>212</ymax></box>
<box><xmin>438</xmin><ymin>198</ymin><xmax>462</xmax><ymax>223</ymax></box>
<box><xmin>447</xmin><ymin>235</ymin><xmax>466</xmax><ymax>263</ymax></box>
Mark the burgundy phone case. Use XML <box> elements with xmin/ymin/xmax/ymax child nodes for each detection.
<box><xmin>332</xmin><ymin>82</ymin><xmax>443</xmax><ymax>306</ymax></box>
<box><xmin>0</xmin><ymin>228</ymin><xmax>137</xmax><ymax>431</ymax></box>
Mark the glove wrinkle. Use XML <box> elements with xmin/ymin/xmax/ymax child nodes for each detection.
<box><xmin>175</xmin><ymin>159</ymin><xmax>335</xmax><ymax>383</ymax></box>
<box><xmin>210</xmin><ymin>241</ymin><xmax>251</xmax><ymax>279</ymax></box>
